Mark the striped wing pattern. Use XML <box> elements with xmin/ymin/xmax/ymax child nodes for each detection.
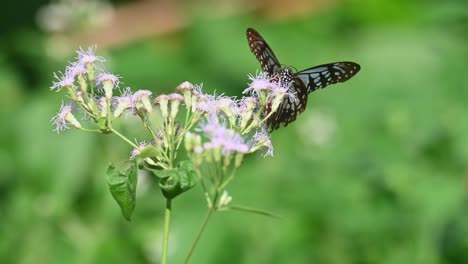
<box><xmin>246</xmin><ymin>28</ymin><xmax>361</xmax><ymax>130</ymax></box>
<box><xmin>297</xmin><ymin>62</ymin><xmax>361</xmax><ymax>93</ymax></box>
<box><xmin>246</xmin><ymin>28</ymin><xmax>282</xmax><ymax>74</ymax></box>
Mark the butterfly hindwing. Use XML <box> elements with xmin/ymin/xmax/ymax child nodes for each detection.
<box><xmin>296</xmin><ymin>62</ymin><xmax>360</xmax><ymax>93</ymax></box>
<box><xmin>246</xmin><ymin>28</ymin><xmax>282</xmax><ymax>74</ymax></box>
<box><xmin>267</xmin><ymin>75</ymin><xmax>308</xmax><ymax>130</ymax></box>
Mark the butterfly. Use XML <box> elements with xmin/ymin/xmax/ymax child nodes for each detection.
<box><xmin>246</xmin><ymin>28</ymin><xmax>361</xmax><ymax>130</ymax></box>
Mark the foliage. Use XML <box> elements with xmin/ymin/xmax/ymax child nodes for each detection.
<box><xmin>1</xmin><ymin>0</ymin><xmax>468</xmax><ymax>263</ymax></box>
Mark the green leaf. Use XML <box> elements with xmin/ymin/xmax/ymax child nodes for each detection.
<box><xmin>152</xmin><ymin>168</ymin><xmax>177</xmax><ymax>179</ymax></box>
<box><xmin>177</xmin><ymin>160</ymin><xmax>198</xmax><ymax>190</ymax></box>
<box><xmin>106</xmin><ymin>162</ymin><xmax>138</xmax><ymax>221</ymax></box>
<box><xmin>227</xmin><ymin>205</ymin><xmax>281</xmax><ymax>219</ymax></box>
<box><xmin>156</xmin><ymin>160</ymin><xmax>198</xmax><ymax>199</ymax></box>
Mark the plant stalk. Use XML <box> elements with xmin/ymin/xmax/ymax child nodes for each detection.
<box><xmin>162</xmin><ymin>198</ymin><xmax>172</xmax><ymax>264</ymax></box>
<box><xmin>183</xmin><ymin>207</ymin><xmax>215</xmax><ymax>264</ymax></box>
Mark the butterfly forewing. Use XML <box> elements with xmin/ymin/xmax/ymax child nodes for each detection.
<box><xmin>296</xmin><ymin>62</ymin><xmax>360</xmax><ymax>93</ymax></box>
<box><xmin>246</xmin><ymin>28</ymin><xmax>282</xmax><ymax>74</ymax></box>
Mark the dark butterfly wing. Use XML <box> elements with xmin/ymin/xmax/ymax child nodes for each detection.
<box><xmin>266</xmin><ymin>76</ymin><xmax>308</xmax><ymax>130</ymax></box>
<box><xmin>246</xmin><ymin>28</ymin><xmax>282</xmax><ymax>74</ymax></box>
<box><xmin>246</xmin><ymin>28</ymin><xmax>361</xmax><ymax>130</ymax></box>
<box><xmin>296</xmin><ymin>62</ymin><xmax>360</xmax><ymax>93</ymax></box>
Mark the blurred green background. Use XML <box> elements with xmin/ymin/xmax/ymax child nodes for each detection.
<box><xmin>2</xmin><ymin>0</ymin><xmax>468</xmax><ymax>263</ymax></box>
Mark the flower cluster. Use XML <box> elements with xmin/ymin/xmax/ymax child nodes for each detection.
<box><xmin>50</xmin><ymin>46</ymin><xmax>302</xmax><ymax>264</ymax></box>
<box><xmin>51</xmin><ymin>46</ymin><xmax>290</xmax><ymax>211</ymax></box>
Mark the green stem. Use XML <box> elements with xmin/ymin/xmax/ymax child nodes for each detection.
<box><xmin>162</xmin><ymin>199</ymin><xmax>172</xmax><ymax>264</ymax></box>
<box><xmin>78</xmin><ymin>127</ymin><xmax>101</xmax><ymax>133</ymax></box>
<box><xmin>217</xmin><ymin>168</ymin><xmax>237</xmax><ymax>191</ymax></box>
<box><xmin>110</xmin><ymin>128</ymin><xmax>138</xmax><ymax>148</ymax></box>
<box><xmin>183</xmin><ymin>207</ymin><xmax>215</xmax><ymax>264</ymax></box>
<box><xmin>142</xmin><ymin>115</ymin><xmax>159</xmax><ymax>141</ymax></box>
<box><xmin>242</xmin><ymin>105</ymin><xmax>265</xmax><ymax>135</ymax></box>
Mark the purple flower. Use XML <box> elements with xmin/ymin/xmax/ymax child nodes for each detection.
<box><xmin>216</xmin><ymin>97</ymin><xmax>238</xmax><ymax>117</ymax></box>
<box><xmin>76</xmin><ymin>46</ymin><xmax>104</xmax><ymax>65</ymax></box>
<box><xmin>271</xmin><ymin>80</ymin><xmax>296</xmax><ymax>102</ymax></box>
<box><xmin>97</xmin><ymin>72</ymin><xmax>120</xmax><ymax>98</ymax></box>
<box><xmin>132</xmin><ymin>90</ymin><xmax>152</xmax><ymax>102</ymax></box>
<box><xmin>196</xmin><ymin>101</ymin><xmax>218</xmax><ymax>115</ymax></box>
<box><xmin>154</xmin><ymin>94</ymin><xmax>169</xmax><ymax>118</ymax></box>
<box><xmin>133</xmin><ymin>90</ymin><xmax>153</xmax><ymax>113</ymax></box>
<box><xmin>176</xmin><ymin>81</ymin><xmax>194</xmax><ymax>93</ymax></box>
<box><xmin>196</xmin><ymin>93</ymin><xmax>227</xmax><ymax>116</ymax></box>
<box><xmin>252</xmin><ymin>129</ymin><xmax>274</xmax><ymax>157</ymax></box>
<box><xmin>154</xmin><ymin>94</ymin><xmax>169</xmax><ymax>105</ymax></box>
<box><xmin>244</xmin><ymin>71</ymin><xmax>279</xmax><ymax>96</ymax></box>
<box><xmin>51</xmin><ymin>70</ymin><xmax>75</xmax><ymax>91</ymax></box>
<box><xmin>201</xmin><ymin>119</ymin><xmax>249</xmax><ymax>155</ymax></box>
<box><xmin>68</xmin><ymin>62</ymin><xmax>87</xmax><ymax>77</ymax></box>
<box><xmin>96</xmin><ymin>72</ymin><xmax>120</xmax><ymax>87</ymax></box>
<box><xmin>97</xmin><ymin>96</ymin><xmax>108</xmax><ymax>117</ymax></box>
<box><xmin>168</xmin><ymin>93</ymin><xmax>184</xmax><ymax>102</ymax></box>
<box><xmin>113</xmin><ymin>87</ymin><xmax>135</xmax><ymax>117</ymax></box>
<box><xmin>51</xmin><ymin>102</ymin><xmax>81</xmax><ymax>133</ymax></box>
<box><xmin>241</xmin><ymin>97</ymin><xmax>258</xmax><ymax>109</ymax></box>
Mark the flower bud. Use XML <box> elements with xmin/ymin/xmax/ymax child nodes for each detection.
<box><xmin>154</xmin><ymin>94</ymin><xmax>169</xmax><ymax>119</ymax></box>
<box><xmin>98</xmin><ymin>97</ymin><xmax>108</xmax><ymax>117</ymax></box>
<box><xmin>213</xmin><ymin>146</ymin><xmax>222</xmax><ymax>163</ymax></box>
<box><xmin>184</xmin><ymin>132</ymin><xmax>196</xmax><ymax>152</ymax></box>
<box><xmin>243</xmin><ymin>116</ymin><xmax>260</xmax><ymax>134</ymax></box>
<box><xmin>217</xmin><ymin>98</ymin><xmax>237</xmax><ymax>125</ymax></box>
<box><xmin>203</xmin><ymin>143</ymin><xmax>214</xmax><ymax>163</ymax></box>
<box><xmin>114</xmin><ymin>95</ymin><xmax>133</xmax><ymax>118</ymax></box>
<box><xmin>223</xmin><ymin>154</ymin><xmax>231</xmax><ymax>168</ymax></box>
<box><xmin>218</xmin><ymin>191</ymin><xmax>232</xmax><ymax>208</ymax></box>
<box><xmin>238</xmin><ymin>97</ymin><xmax>256</xmax><ymax>129</ymax></box>
<box><xmin>193</xmin><ymin>146</ymin><xmax>203</xmax><ymax>167</ymax></box>
<box><xmin>168</xmin><ymin>93</ymin><xmax>184</xmax><ymax>119</ymax></box>
<box><xmin>271</xmin><ymin>89</ymin><xmax>286</xmax><ymax>113</ymax></box>
<box><xmin>239</xmin><ymin>110</ymin><xmax>253</xmax><ymax>131</ymax></box>
<box><xmin>97</xmin><ymin>73</ymin><xmax>119</xmax><ymax>99</ymax></box>
<box><xmin>66</xmin><ymin>113</ymin><xmax>82</xmax><ymax>129</ymax></box>
<box><xmin>133</xmin><ymin>90</ymin><xmax>153</xmax><ymax>114</ymax></box>
<box><xmin>191</xmin><ymin>93</ymin><xmax>203</xmax><ymax>113</ymax></box>
<box><xmin>258</xmin><ymin>89</ymin><xmax>269</xmax><ymax>107</ymax></box>
<box><xmin>205</xmin><ymin>192</ymin><xmax>213</xmax><ymax>208</ymax></box>
<box><xmin>66</xmin><ymin>86</ymin><xmax>78</xmax><ymax>102</ymax></box>
<box><xmin>78</xmin><ymin>74</ymin><xmax>87</xmax><ymax>94</ymax></box>
<box><xmin>176</xmin><ymin>81</ymin><xmax>194</xmax><ymax>109</ymax></box>
<box><xmin>77</xmin><ymin>46</ymin><xmax>103</xmax><ymax>83</ymax></box>
<box><xmin>234</xmin><ymin>153</ymin><xmax>244</xmax><ymax>168</ymax></box>
<box><xmin>52</xmin><ymin>103</ymin><xmax>82</xmax><ymax>133</ymax></box>
<box><xmin>85</xmin><ymin>63</ymin><xmax>95</xmax><ymax>83</ymax></box>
